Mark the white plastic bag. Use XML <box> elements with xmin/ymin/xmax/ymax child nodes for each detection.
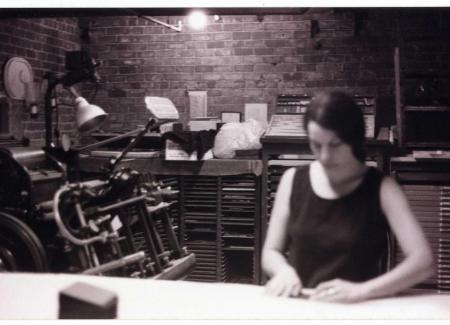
<box><xmin>213</xmin><ymin>119</ymin><xmax>265</xmax><ymax>159</ymax></box>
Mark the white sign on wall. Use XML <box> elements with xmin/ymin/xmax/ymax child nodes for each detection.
<box><xmin>188</xmin><ymin>91</ymin><xmax>207</xmax><ymax>119</ymax></box>
<box><xmin>245</xmin><ymin>103</ymin><xmax>268</xmax><ymax>128</ymax></box>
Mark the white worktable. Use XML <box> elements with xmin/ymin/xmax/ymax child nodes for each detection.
<box><xmin>1</xmin><ymin>273</ymin><xmax>449</xmax><ymax>319</ymax></box>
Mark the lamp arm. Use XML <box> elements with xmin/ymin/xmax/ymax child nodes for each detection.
<box><xmin>77</xmin><ymin>127</ymin><xmax>146</xmax><ymax>152</ymax></box>
<box><xmin>107</xmin><ymin>118</ymin><xmax>158</xmax><ymax>173</ymax></box>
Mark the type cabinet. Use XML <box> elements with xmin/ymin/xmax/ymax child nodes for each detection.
<box><xmin>391</xmin><ymin>157</ymin><xmax>450</xmax><ymax>293</ymax></box>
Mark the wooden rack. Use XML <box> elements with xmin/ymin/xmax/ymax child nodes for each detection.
<box><xmin>270</xmin><ymin>94</ymin><xmax>376</xmax><ymax>138</ymax></box>
<box><xmin>394</xmin><ymin>34</ymin><xmax>450</xmax><ymax>149</ymax></box>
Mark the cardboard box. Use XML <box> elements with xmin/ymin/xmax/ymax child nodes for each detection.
<box><xmin>165</xmin><ymin>139</ymin><xmax>198</xmax><ymax>160</ymax></box>
<box><xmin>188</xmin><ymin>119</ymin><xmax>220</xmax><ymax>131</ymax></box>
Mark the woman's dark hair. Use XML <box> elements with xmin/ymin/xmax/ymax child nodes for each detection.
<box><xmin>305</xmin><ymin>91</ymin><xmax>366</xmax><ymax>162</ymax></box>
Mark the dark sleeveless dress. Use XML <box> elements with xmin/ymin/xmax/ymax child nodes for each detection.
<box><xmin>287</xmin><ymin>165</ymin><xmax>389</xmax><ymax>288</ymax></box>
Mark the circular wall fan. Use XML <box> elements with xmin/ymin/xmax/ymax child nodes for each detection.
<box><xmin>3</xmin><ymin>57</ymin><xmax>34</xmax><ymax>100</ymax></box>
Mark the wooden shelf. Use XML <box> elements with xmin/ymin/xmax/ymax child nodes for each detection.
<box><xmin>404</xmin><ymin>106</ymin><xmax>450</xmax><ymax>112</ymax></box>
<box><xmin>0</xmin><ymin>135</ymin><xmax>24</xmax><ymax>147</ymax></box>
<box><xmin>404</xmin><ymin>34</ymin><xmax>450</xmax><ymax>42</ymax></box>
<box><xmin>402</xmin><ymin>72</ymin><xmax>450</xmax><ymax>79</ymax></box>
<box><xmin>405</xmin><ymin>142</ymin><xmax>450</xmax><ymax>149</ymax></box>
<box><xmin>223</xmin><ymin>246</ymin><xmax>254</xmax><ymax>252</ymax></box>
<box><xmin>222</xmin><ymin>234</ymin><xmax>254</xmax><ymax>239</ymax></box>
<box><xmin>80</xmin><ymin>157</ymin><xmax>263</xmax><ymax>177</ymax></box>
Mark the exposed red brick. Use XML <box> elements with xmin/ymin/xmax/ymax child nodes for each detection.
<box><xmin>233</xmin><ymin>32</ymin><xmax>252</xmax><ymax>40</ymax></box>
<box><xmin>255</xmin><ymin>48</ymin><xmax>274</xmax><ymax>55</ymax></box>
<box><xmin>207</xmin><ymin>41</ymin><xmax>225</xmax><ymax>49</ymax></box>
<box><xmin>195</xmin><ymin>65</ymin><xmax>214</xmax><ymax>72</ymax></box>
<box><xmin>2</xmin><ymin>12</ymin><xmax>442</xmax><ymax>128</ymax></box>
<box><xmin>223</xmin><ymin>23</ymin><xmax>243</xmax><ymax>31</ymax></box>
<box><xmin>234</xmin><ymin>48</ymin><xmax>253</xmax><ymax>56</ymax></box>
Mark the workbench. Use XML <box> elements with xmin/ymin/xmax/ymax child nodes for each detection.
<box><xmin>1</xmin><ymin>273</ymin><xmax>449</xmax><ymax>319</ymax></box>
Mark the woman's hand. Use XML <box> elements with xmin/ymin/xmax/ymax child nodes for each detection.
<box><xmin>310</xmin><ymin>279</ymin><xmax>370</xmax><ymax>303</ymax></box>
<box><xmin>265</xmin><ymin>265</ymin><xmax>303</xmax><ymax>297</ymax></box>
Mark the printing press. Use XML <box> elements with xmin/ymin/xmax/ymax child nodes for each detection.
<box><xmin>0</xmin><ymin>49</ymin><xmax>194</xmax><ymax>279</ymax></box>
<box><xmin>0</xmin><ymin>119</ymin><xmax>195</xmax><ymax>279</ymax></box>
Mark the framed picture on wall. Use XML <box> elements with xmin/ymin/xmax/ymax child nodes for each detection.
<box><xmin>220</xmin><ymin>111</ymin><xmax>242</xmax><ymax>123</ymax></box>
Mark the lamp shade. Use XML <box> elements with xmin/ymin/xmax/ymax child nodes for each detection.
<box><xmin>75</xmin><ymin>97</ymin><xmax>108</xmax><ymax>133</ymax></box>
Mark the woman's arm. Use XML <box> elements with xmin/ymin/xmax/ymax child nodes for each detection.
<box><xmin>262</xmin><ymin>167</ymin><xmax>302</xmax><ymax>297</ymax></box>
<box><xmin>361</xmin><ymin>176</ymin><xmax>434</xmax><ymax>299</ymax></box>
<box><xmin>312</xmin><ymin>176</ymin><xmax>434</xmax><ymax>303</ymax></box>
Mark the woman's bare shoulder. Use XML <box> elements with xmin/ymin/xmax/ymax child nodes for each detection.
<box><xmin>380</xmin><ymin>175</ymin><xmax>401</xmax><ymax>193</ymax></box>
<box><xmin>282</xmin><ymin>165</ymin><xmax>310</xmax><ymax>183</ymax></box>
<box><xmin>279</xmin><ymin>167</ymin><xmax>297</xmax><ymax>186</ymax></box>
<box><xmin>379</xmin><ymin>175</ymin><xmax>409</xmax><ymax>208</ymax></box>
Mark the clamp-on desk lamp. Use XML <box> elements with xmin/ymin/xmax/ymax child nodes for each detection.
<box><xmin>43</xmin><ymin>51</ymin><xmax>107</xmax><ymax>151</ymax></box>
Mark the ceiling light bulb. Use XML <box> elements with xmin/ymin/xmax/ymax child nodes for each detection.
<box><xmin>188</xmin><ymin>11</ymin><xmax>207</xmax><ymax>30</ymax></box>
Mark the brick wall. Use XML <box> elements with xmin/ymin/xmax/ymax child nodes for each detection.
<box><xmin>1</xmin><ymin>10</ymin><xmax>448</xmax><ymax>141</ymax></box>
<box><xmin>86</xmin><ymin>10</ymin><xmax>400</xmax><ymax>130</ymax></box>
<box><xmin>0</xmin><ymin>18</ymin><xmax>80</xmax><ymax>147</ymax></box>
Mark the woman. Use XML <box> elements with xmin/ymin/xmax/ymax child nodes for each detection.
<box><xmin>262</xmin><ymin>91</ymin><xmax>434</xmax><ymax>303</ymax></box>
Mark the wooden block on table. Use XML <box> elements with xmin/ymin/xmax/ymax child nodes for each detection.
<box><xmin>59</xmin><ymin>282</ymin><xmax>117</xmax><ymax>319</ymax></box>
